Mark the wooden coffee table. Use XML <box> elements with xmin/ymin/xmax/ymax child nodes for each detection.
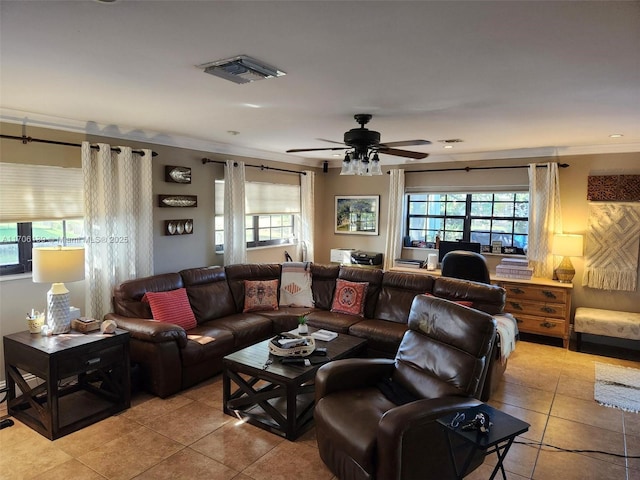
<box><xmin>222</xmin><ymin>331</ymin><xmax>367</xmax><ymax>440</ymax></box>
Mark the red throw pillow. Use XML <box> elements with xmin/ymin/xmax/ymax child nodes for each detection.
<box><xmin>142</xmin><ymin>288</ymin><xmax>197</xmax><ymax>330</ymax></box>
<box><xmin>331</xmin><ymin>279</ymin><xmax>368</xmax><ymax>317</ymax></box>
<box><xmin>244</xmin><ymin>279</ymin><xmax>279</xmax><ymax>312</ymax></box>
<box><xmin>425</xmin><ymin>292</ymin><xmax>473</xmax><ymax>308</ymax></box>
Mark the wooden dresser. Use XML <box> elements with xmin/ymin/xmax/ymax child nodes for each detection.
<box><xmin>391</xmin><ymin>266</ymin><xmax>574</xmax><ymax>348</ymax></box>
<box><xmin>493</xmin><ymin>277</ymin><xmax>573</xmax><ymax>348</ymax></box>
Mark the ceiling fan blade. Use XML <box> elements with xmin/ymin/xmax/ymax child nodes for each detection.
<box><xmin>316</xmin><ymin>138</ymin><xmax>347</xmax><ymax>145</ymax></box>
<box><xmin>377</xmin><ymin>147</ymin><xmax>429</xmax><ymax>159</ymax></box>
<box><xmin>286</xmin><ymin>147</ymin><xmax>349</xmax><ymax>153</ymax></box>
<box><xmin>379</xmin><ymin>140</ymin><xmax>432</xmax><ymax>147</ymax></box>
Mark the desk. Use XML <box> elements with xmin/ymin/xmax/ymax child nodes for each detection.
<box><xmin>437</xmin><ymin>404</ymin><xmax>530</xmax><ymax>480</ymax></box>
<box><xmin>390</xmin><ymin>267</ymin><xmax>574</xmax><ymax>347</ymax></box>
<box><xmin>3</xmin><ymin>329</ymin><xmax>130</xmax><ymax>439</ymax></box>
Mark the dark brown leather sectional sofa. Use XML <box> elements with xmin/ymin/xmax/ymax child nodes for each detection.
<box><xmin>106</xmin><ymin>263</ymin><xmax>507</xmax><ymax>399</ymax></box>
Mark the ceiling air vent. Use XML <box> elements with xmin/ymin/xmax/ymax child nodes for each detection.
<box><xmin>199</xmin><ymin>55</ymin><xmax>286</xmax><ymax>84</ymax></box>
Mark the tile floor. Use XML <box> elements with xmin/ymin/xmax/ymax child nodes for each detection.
<box><xmin>1</xmin><ymin>340</ymin><xmax>639</xmax><ymax>480</ymax></box>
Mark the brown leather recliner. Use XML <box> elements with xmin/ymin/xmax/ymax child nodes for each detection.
<box><xmin>314</xmin><ymin>294</ymin><xmax>497</xmax><ymax>480</ymax></box>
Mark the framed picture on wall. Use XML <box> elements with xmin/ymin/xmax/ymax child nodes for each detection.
<box><xmin>335</xmin><ymin>195</ymin><xmax>379</xmax><ymax>235</ymax></box>
<box><xmin>165</xmin><ymin>165</ymin><xmax>192</xmax><ymax>184</ymax></box>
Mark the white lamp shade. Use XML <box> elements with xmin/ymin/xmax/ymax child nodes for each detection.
<box><xmin>552</xmin><ymin>234</ymin><xmax>583</xmax><ymax>258</ymax></box>
<box><xmin>32</xmin><ymin>247</ymin><xmax>85</xmax><ymax>284</ymax></box>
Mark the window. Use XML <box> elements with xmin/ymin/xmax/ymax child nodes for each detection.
<box><xmin>406</xmin><ymin>192</ymin><xmax>529</xmax><ymax>252</ymax></box>
<box><xmin>214</xmin><ymin>180</ymin><xmax>300</xmax><ymax>251</ymax></box>
<box><xmin>0</xmin><ymin>219</ymin><xmax>84</xmax><ymax>275</ymax></box>
<box><xmin>0</xmin><ymin>163</ymin><xmax>85</xmax><ymax>276</ymax></box>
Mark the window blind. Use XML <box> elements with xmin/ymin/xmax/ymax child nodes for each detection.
<box><xmin>215</xmin><ymin>180</ymin><xmax>301</xmax><ymax>215</ymax></box>
<box><xmin>0</xmin><ymin>163</ymin><xmax>84</xmax><ymax>222</ymax></box>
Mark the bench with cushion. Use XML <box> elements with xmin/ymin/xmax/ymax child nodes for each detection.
<box><xmin>574</xmin><ymin>307</ymin><xmax>640</xmax><ymax>350</ymax></box>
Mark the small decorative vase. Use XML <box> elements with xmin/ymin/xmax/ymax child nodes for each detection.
<box><xmin>298</xmin><ymin>323</ymin><xmax>309</xmax><ymax>335</ymax></box>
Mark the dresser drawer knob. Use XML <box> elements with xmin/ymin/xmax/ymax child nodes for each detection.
<box><xmin>510</xmin><ymin>287</ymin><xmax>525</xmax><ymax>294</ymax></box>
<box><xmin>542</xmin><ymin>290</ymin><xmax>557</xmax><ymax>299</ymax></box>
<box><xmin>540</xmin><ymin>321</ymin><xmax>556</xmax><ymax>329</ymax></box>
<box><xmin>509</xmin><ymin>302</ymin><xmax>523</xmax><ymax>310</ymax></box>
<box><xmin>86</xmin><ymin>357</ymin><xmax>101</xmax><ymax>366</ymax></box>
<box><xmin>541</xmin><ymin>306</ymin><xmax>557</xmax><ymax>314</ymax></box>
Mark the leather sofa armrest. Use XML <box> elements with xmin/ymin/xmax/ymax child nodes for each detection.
<box><xmin>315</xmin><ymin>358</ymin><xmax>395</xmax><ymax>401</ymax></box>
<box><xmin>104</xmin><ymin>313</ymin><xmax>188</xmax><ymax>348</ymax></box>
<box><xmin>377</xmin><ymin>397</ymin><xmax>483</xmax><ymax>480</ymax></box>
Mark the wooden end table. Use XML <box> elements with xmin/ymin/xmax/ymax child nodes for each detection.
<box><xmin>3</xmin><ymin>329</ymin><xmax>130</xmax><ymax>440</ymax></box>
<box><xmin>223</xmin><ymin>331</ymin><xmax>367</xmax><ymax>440</ymax></box>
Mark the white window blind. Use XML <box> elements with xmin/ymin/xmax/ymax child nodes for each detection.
<box><xmin>215</xmin><ymin>180</ymin><xmax>301</xmax><ymax>214</ymax></box>
<box><xmin>0</xmin><ymin>163</ymin><xmax>84</xmax><ymax>222</ymax></box>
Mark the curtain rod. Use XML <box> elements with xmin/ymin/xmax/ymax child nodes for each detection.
<box><xmin>201</xmin><ymin>157</ymin><xmax>307</xmax><ymax>175</ymax></box>
<box><xmin>0</xmin><ymin>134</ymin><xmax>158</xmax><ymax>157</ymax></box>
<box><xmin>393</xmin><ymin>163</ymin><xmax>569</xmax><ymax>174</ymax></box>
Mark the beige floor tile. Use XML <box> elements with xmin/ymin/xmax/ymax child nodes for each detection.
<box><xmin>0</xmin><ymin>429</ymin><xmax>72</xmax><ymax>480</ymax></box>
<box><xmin>77</xmin><ymin>426</ymin><xmax>183</xmax><ymax>480</ymax></box>
<box><xmin>533</xmin><ymin>449</ymin><xmax>628</xmax><ymax>480</ymax></box>
<box><xmin>133</xmin><ymin>447</ymin><xmax>238</xmax><ymax>480</ymax></box>
<box><xmin>555</xmin><ymin>372</ymin><xmax>594</xmax><ymax>401</ymax></box>
<box><xmin>122</xmin><ymin>394</ymin><xmax>194</xmax><ymax>425</ymax></box>
<box><xmin>190</xmin><ymin>421</ymin><xmax>283</xmax><ymax>471</ymax></box>
<box><xmin>543</xmin><ymin>416</ymin><xmax>626</xmax><ymax>468</ymax></box>
<box><xmin>181</xmin><ymin>375</ymin><xmax>225</xmax><ymax>408</ymax></box>
<box><xmin>53</xmin><ymin>415</ymin><xmax>141</xmax><ymax>457</ymax></box>
<box><xmin>489</xmin><ymin>401</ymin><xmax>549</xmax><ymax>443</ymax></box>
<box><xmin>241</xmin><ymin>441</ymin><xmax>333</xmax><ymax>480</ymax></box>
<box><xmin>482</xmin><ymin>442</ymin><xmax>540</xmax><ymax>479</ymax></box>
<box><xmin>626</xmin><ymin>433</ymin><xmax>640</xmax><ymax>473</ymax></box>
<box><xmin>141</xmin><ymin>400</ymin><xmax>231</xmax><ymax>445</ymax></box>
<box><xmin>30</xmin><ymin>459</ymin><xmax>106</xmax><ymax>480</ymax></box>
<box><xmin>550</xmin><ymin>393</ymin><xmax>624</xmax><ymax>433</ymax></box>
<box><xmin>624</xmin><ymin>411</ymin><xmax>640</xmax><ymax>437</ymax></box>
<box><xmin>502</xmin><ymin>364</ymin><xmax>561</xmax><ymax>393</ymax></box>
<box><xmin>464</xmin><ymin>461</ymin><xmax>529</xmax><ymax>480</ymax></box>
<box><xmin>296</xmin><ymin>426</ymin><xmax>319</xmax><ymax>449</ymax></box>
<box><xmin>230</xmin><ymin>475</ymin><xmax>256</xmax><ymax>480</ymax></box>
<box><xmin>492</xmin><ymin>381</ymin><xmax>555</xmax><ymax>415</ymax></box>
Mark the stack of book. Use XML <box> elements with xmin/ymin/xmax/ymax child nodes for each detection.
<box><xmin>495</xmin><ymin>257</ymin><xmax>533</xmax><ymax>280</ymax></box>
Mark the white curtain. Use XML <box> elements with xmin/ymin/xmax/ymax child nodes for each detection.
<box><xmin>82</xmin><ymin>142</ymin><xmax>153</xmax><ymax>319</ymax></box>
<box><xmin>527</xmin><ymin>162</ymin><xmax>562</xmax><ymax>278</ymax></box>
<box><xmin>384</xmin><ymin>169</ymin><xmax>405</xmax><ymax>271</ymax></box>
<box><xmin>300</xmin><ymin>170</ymin><xmax>315</xmax><ymax>262</ymax></box>
<box><xmin>224</xmin><ymin>160</ymin><xmax>247</xmax><ymax>265</ymax></box>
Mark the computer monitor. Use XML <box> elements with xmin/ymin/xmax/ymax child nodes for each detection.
<box><xmin>438</xmin><ymin>240</ymin><xmax>482</xmax><ymax>264</ymax></box>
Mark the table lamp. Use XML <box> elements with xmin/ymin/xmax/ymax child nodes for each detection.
<box><xmin>32</xmin><ymin>246</ymin><xmax>85</xmax><ymax>334</ymax></box>
<box><xmin>552</xmin><ymin>234</ymin><xmax>583</xmax><ymax>283</ymax></box>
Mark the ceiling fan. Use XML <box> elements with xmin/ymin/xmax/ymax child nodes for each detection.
<box><xmin>286</xmin><ymin>114</ymin><xmax>431</xmax><ymax>160</ymax></box>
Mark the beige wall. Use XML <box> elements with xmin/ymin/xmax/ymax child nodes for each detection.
<box><xmin>1</xmin><ymin>122</ymin><xmax>638</xmax><ymax>379</ymax></box>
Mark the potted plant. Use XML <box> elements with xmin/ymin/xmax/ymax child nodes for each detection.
<box><xmin>298</xmin><ymin>315</ymin><xmax>309</xmax><ymax>335</ymax></box>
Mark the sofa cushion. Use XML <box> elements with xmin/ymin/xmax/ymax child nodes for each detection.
<box><xmin>225</xmin><ymin>264</ymin><xmax>282</xmax><ymax>312</ymax></box>
<box><xmin>211</xmin><ymin>313</ymin><xmax>274</xmax><ymax>349</ymax></box>
<box><xmin>179</xmin><ymin>324</ymin><xmax>236</xmax><ymax>367</ymax></box>
<box><xmin>279</xmin><ymin>262</ymin><xmax>314</xmax><ymax>307</ymax></box>
<box><xmin>338</xmin><ymin>267</ymin><xmax>384</xmax><ymax>319</ymax></box>
<box><xmin>143</xmin><ymin>288</ymin><xmax>197</xmax><ymax>330</ymax></box>
<box><xmin>112</xmin><ymin>272</ymin><xmax>184</xmax><ymax>319</ymax></box>
<box><xmin>180</xmin><ymin>266</ymin><xmax>237</xmax><ymax>323</ymax></box>
<box><xmin>305</xmin><ymin>310</ymin><xmax>363</xmax><ymax>334</ymax></box>
<box><xmin>310</xmin><ymin>264</ymin><xmax>340</xmax><ymax>310</ymax></box>
<box><xmin>331</xmin><ymin>279</ymin><xmax>368</xmax><ymax>317</ymax></box>
<box><xmin>244</xmin><ymin>279</ymin><xmax>279</xmax><ymax>312</ymax></box>
<box><xmin>374</xmin><ymin>271</ymin><xmax>435</xmax><ymax>324</ymax></box>
<box><xmin>348</xmin><ymin>319</ymin><xmax>408</xmax><ymax>356</ymax></box>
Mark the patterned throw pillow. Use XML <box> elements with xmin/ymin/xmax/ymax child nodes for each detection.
<box><xmin>279</xmin><ymin>262</ymin><xmax>314</xmax><ymax>307</ymax></box>
<box><xmin>143</xmin><ymin>288</ymin><xmax>197</xmax><ymax>330</ymax></box>
<box><xmin>331</xmin><ymin>279</ymin><xmax>368</xmax><ymax>317</ymax></box>
<box><xmin>244</xmin><ymin>279</ymin><xmax>279</xmax><ymax>312</ymax></box>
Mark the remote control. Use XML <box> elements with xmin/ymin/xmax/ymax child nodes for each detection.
<box><xmin>0</xmin><ymin>418</ymin><xmax>14</xmax><ymax>429</ymax></box>
<box><xmin>280</xmin><ymin>358</ymin><xmax>311</xmax><ymax>366</ymax></box>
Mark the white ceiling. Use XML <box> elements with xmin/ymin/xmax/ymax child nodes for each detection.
<box><xmin>1</xmin><ymin>0</ymin><xmax>639</xmax><ymax>168</ymax></box>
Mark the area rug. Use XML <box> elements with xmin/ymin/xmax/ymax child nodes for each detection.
<box><xmin>594</xmin><ymin>362</ymin><xmax>640</xmax><ymax>413</ymax></box>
